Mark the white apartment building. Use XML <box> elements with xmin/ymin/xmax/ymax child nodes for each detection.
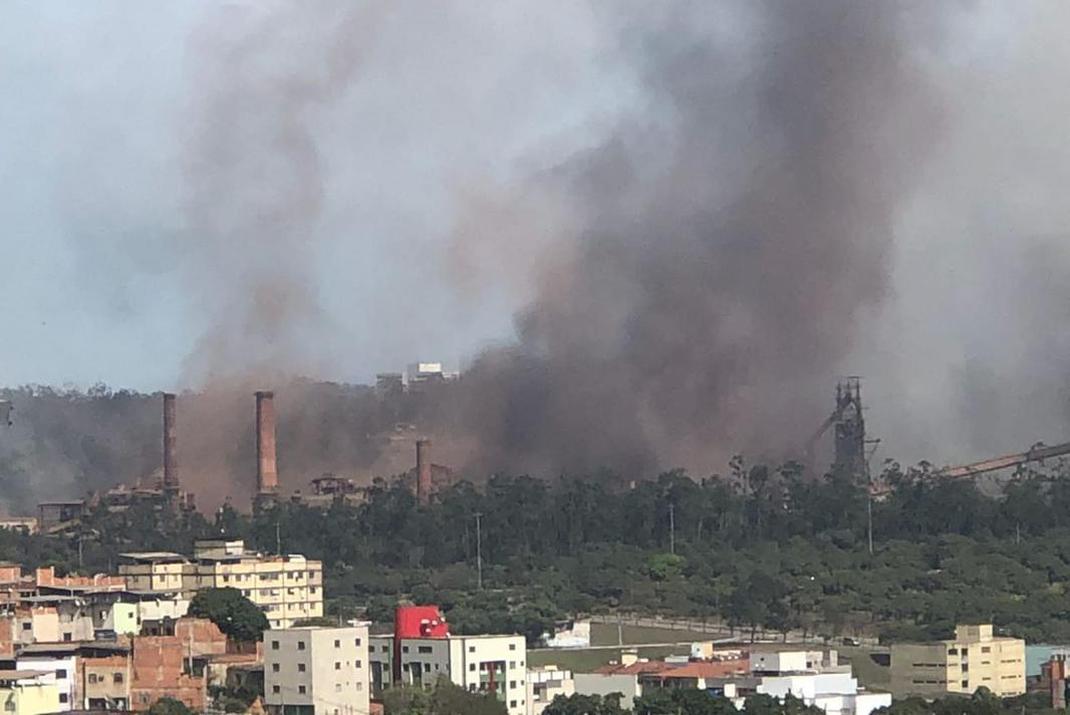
<box><xmin>13</xmin><ymin>656</ymin><xmax>75</xmax><ymax>712</ymax></box>
<box><xmin>370</xmin><ymin>633</ymin><xmax>528</xmax><ymax>715</ymax></box>
<box><xmin>119</xmin><ymin>540</ymin><xmax>323</xmax><ymax>629</ymax></box>
<box><xmin>527</xmin><ymin>666</ymin><xmax>574</xmax><ymax>715</ymax></box>
<box><xmin>264</xmin><ymin>625</ymin><xmax>370</xmax><ymax>715</ymax></box>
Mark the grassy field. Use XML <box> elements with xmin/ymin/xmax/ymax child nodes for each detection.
<box><xmin>588</xmin><ymin>622</ymin><xmax>720</xmax><ymax>646</ymax></box>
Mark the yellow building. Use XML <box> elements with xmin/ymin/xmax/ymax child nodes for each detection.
<box><xmin>119</xmin><ymin>540</ymin><xmax>323</xmax><ymax>629</ymax></box>
<box><xmin>890</xmin><ymin>624</ymin><xmax>1026</xmax><ymax>697</ymax></box>
<box><xmin>0</xmin><ymin>671</ymin><xmax>61</xmax><ymax>715</ymax></box>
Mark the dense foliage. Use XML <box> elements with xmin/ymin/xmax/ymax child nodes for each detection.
<box><xmin>188</xmin><ymin>587</ymin><xmax>270</xmax><ymax>643</ymax></box>
<box><xmin>4</xmin><ymin>456</ymin><xmax>1070</xmax><ymax>642</ymax></box>
<box><xmin>545</xmin><ymin>692</ymin><xmax>823</xmax><ymax>715</ymax></box>
<box><xmin>382</xmin><ymin>678</ymin><xmax>506</xmax><ymax>715</ymax></box>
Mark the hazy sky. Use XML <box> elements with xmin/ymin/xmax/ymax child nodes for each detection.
<box><xmin>0</xmin><ymin>1</ymin><xmax>637</xmax><ymax>390</ymax></box>
<box><xmin>3</xmin><ymin>1</ymin><xmax>1070</xmax><ymax>468</ymax></box>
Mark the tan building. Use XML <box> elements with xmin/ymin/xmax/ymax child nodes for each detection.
<box><xmin>263</xmin><ymin>624</ymin><xmax>370</xmax><ymax>715</ymax></box>
<box><xmin>890</xmin><ymin>624</ymin><xmax>1026</xmax><ymax>697</ymax></box>
<box><xmin>0</xmin><ymin>671</ymin><xmax>61</xmax><ymax>715</ymax></box>
<box><xmin>119</xmin><ymin>540</ymin><xmax>323</xmax><ymax>629</ymax></box>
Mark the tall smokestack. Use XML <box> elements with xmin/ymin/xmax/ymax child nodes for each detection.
<box><xmin>256</xmin><ymin>391</ymin><xmax>279</xmax><ymax>495</ymax></box>
<box><xmin>162</xmin><ymin>393</ymin><xmax>178</xmax><ymax>492</ymax></box>
<box><xmin>416</xmin><ymin>439</ymin><xmax>432</xmax><ymax>506</ymax></box>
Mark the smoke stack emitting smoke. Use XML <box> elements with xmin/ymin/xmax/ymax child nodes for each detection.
<box><xmin>162</xmin><ymin>393</ymin><xmax>178</xmax><ymax>492</ymax></box>
<box><xmin>256</xmin><ymin>391</ymin><xmax>279</xmax><ymax>495</ymax></box>
<box><xmin>8</xmin><ymin>2</ymin><xmax>1070</xmax><ymax>511</ymax></box>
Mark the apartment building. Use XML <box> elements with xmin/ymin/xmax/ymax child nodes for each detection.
<box><xmin>890</xmin><ymin>624</ymin><xmax>1026</xmax><ymax>697</ymax></box>
<box><xmin>370</xmin><ymin>633</ymin><xmax>528</xmax><ymax>715</ymax></box>
<box><xmin>119</xmin><ymin>540</ymin><xmax>323</xmax><ymax>629</ymax></box>
<box><xmin>263</xmin><ymin>624</ymin><xmax>370</xmax><ymax>715</ymax></box>
<box><xmin>14</xmin><ymin>654</ymin><xmax>75</xmax><ymax>712</ymax></box>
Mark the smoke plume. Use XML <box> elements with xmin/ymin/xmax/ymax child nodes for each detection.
<box><xmin>450</xmin><ymin>2</ymin><xmax>948</xmax><ymax>477</ymax></box>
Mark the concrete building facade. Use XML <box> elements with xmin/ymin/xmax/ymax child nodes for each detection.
<box><xmin>890</xmin><ymin>624</ymin><xmax>1026</xmax><ymax>697</ymax></box>
<box><xmin>370</xmin><ymin>633</ymin><xmax>527</xmax><ymax>715</ymax></box>
<box><xmin>527</xmin><ymin>665</ymin><xmax>574</xmax><ymax>715</ymax></box>
<box><xmin>263</xmin><ymin>624</ymin><xmax>370</xmax><ymax>715</ymax></box>
<box><xmin>119</xmin><ymin>540</ymin><xmax>323</xmax><ymax>629</ymax></box>
<box><xmin>0</xmin><ymin>671</ymin><xmax>60</xmax><ymax>715</ymax></box>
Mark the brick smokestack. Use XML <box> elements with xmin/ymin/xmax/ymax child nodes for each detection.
<box><xmin>256</xmin><ymin>391</ymin><xmax>279</xmax><ymax>494</ymax></box>
<box><xmin>416</xmin><ymin>439</ymin><xmax>432</xmax><ymax>505</ymax></box>
<box><xmin>162</xmin><ymin>393</ymin><xmax>178</xmax><ymax>492</ymax></box>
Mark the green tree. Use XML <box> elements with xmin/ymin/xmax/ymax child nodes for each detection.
<box><xmin>188</xmin><ymin>587</ymin><xmax>269</xmax><ymax>643</ymax></box>
<box><xmin>146</xmin><ymin>697</ymin><xmax>195</xmax><ymax>715</ymax></box>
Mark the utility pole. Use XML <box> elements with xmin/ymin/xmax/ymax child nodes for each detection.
<box><xmin>474</xmin><ymin>513</ymin><xmax>483</xmax><ymax>590</ymax></box>
<box><xmin>669</xmin><ymin>503</ymin><xmax>676</xmax><ymax>556</ymax></box>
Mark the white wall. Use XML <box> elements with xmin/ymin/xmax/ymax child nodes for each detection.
<box><xmin>573</xmin><ymin>673</ymin><xmax>641</xmax><ymax>711</ymax></box>
<box><xmin>16</xmin><ymin>656</ymin><xmax>76</xmax><ymax>712</ymax></box>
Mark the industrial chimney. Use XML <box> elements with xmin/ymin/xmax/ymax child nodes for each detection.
<box><xmin>416</xmin><ymin>439</ymin><xmax>432</xmax><ymax>506</ymax></box>
<box><xmin>256</xmin><ymin>391</ymin><xmax>279</xmax><ymax>496</ymax></box>
<box><xmin>162</xmin><ymin>393</ymin><xmax>178</xmax><ymax>493</ymax></box>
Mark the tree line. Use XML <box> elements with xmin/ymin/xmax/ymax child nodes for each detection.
<box><xmin>4</xmin><ymin>456</ymin><xmax>1070</xmax><ymax>642</ymax></box>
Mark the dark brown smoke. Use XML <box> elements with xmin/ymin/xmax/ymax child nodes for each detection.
<box><xmin>449</xmin><ymin>2</ymin><xmax>949</xmax><ymax>478</ymax></box>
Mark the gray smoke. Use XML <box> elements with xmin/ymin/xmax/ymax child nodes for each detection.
<box><xmin>450</xmin><ymin>1</ymin><xmax>950</xmax><ymax>477</ymax></box>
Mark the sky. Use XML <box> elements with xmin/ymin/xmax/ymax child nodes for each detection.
<box><xmin>0</xmin><ymin>1</ymin><xmax>638</xmax><ymax>390</ymax></box>
<box><xmin>3</xmin><ymin>1</ymin><xmax>1070</xmax><ymax>470</ymax></box>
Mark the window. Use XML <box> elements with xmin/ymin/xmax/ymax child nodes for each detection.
<box><xmin>113</xmin><ymin>673</ymin><xmax>123</xmax><ymax>684</ymax></box>
<box><xmin>423</xmin><ymin>663</ymin><xmax>431</xmax><ymax>673</ymax></box>
<box><xmin>981</xmin><ymin>646</ymin><xmax>991</xmax><ymax>653</ymax></box>
<box><xmin>402</xmin><ymin>646</ymin><xmax>409</xmax><ymax>654</ymax></box>
<box><xmin>298</xmin><ymin>686</ymin><xmax>306</xmax><ymax>695</ymax></box>
<box><xmin>21</xmin><ymin>623</ymin><xmax>30</xmax><ymax>631</ymax></box>
<box><xmin>63</xmin><ymin>633</ymin><xmax>72</xmax><ymax>642</ymax></box>
<box><xmin>335</xmin><ymin>684</ymin><xmax>342</xmax><ymax>693</ymax></box>
<box><xmin>356</xmin><ymin>683</ymin><xmax>363</xmax><ymax>691</ymax></box>
<box><xmin>272</xmin><ymin>686</ymin><xmax>280</xmax><ymax>694</ymax></box>
<box><xmin>509</xmin><ymin>661</ymin><xmax>515</xmax><ymax>669</ymax></box>
<box><xmin>510</xmin><ymin>701</ymin><xmax>517</xmax><ymax>708</ymax></box>
<box><xmin>509</xmin><ymin>644</ymin><xmax>517</xmax><ymax>651</ymax></box>
<box><xmin>469</xmin><ymin>664</ymin><xmax>476</xmax><ymax>672</ymax></box>
<box><xmin>88</xmin><ymin>674</ymin><xmax>99</xmax><ymax>684</ymax></box>
<box><xmin>354</xmin><ymin>638</ymin><xmax>362</xmax><ymax>647</ymax></box>
<box><xmin>59</xmin><ymin>694</ymin><xmax>68</xmax><ymax>704</ymax></box>
<box><xmin>334</xmin><ymin>639</ymin><xmax>341</xmax><ymax>648</ymax></box>
<box><xmin>298</xmin><ymin>663</ymin><xmax>306</xmax><ymax>673</ymax></box>
<box><xmin>469</xmin><ymin>646</ymin><xmax>476</xmax><ymax>653</ymax></box>
<box><xmin>962</xmin><ymin>680</ymin><xmax>969</xmax><ymax>688</ymax></box>
<box><xmin>510</xmin><ymin>681</ymin><xmax>516</xmax><ymax>689</ymax></box>
<box><xmin>418</xmin><ymin>646</ymin><xmax>433</xmax><ymax>654</ymax></box>
<box><xmin>272</xmin><ymin>664</ymin><xmax>280</xmax><ymax>673</ymax></box>
<box><xmin>297</xmin><ymin>641</ymin><xmax>306</xmax><ymax>651</ymax></box>
<box><xmin>948</xmin><ymin>648</ymin><xmax>958</xmax><ymax>655</ymax></box>
<box><xmin>56</xmin><ymin>669</ymin><xmax>67</xmax><ymax>679</ymax></box>
<box><xmin>335</xmin><ymin>662</ymin><xmax>341</xmax><ymax>671</ymax></box>
<box><xmin>355</xmin><ymin>660</ymin><xmax>362</xmax><ymax>668</ymax></box>
<box><xmin>271</xmin><ymin>640</ymin><xmax>280</xmax><ymax>650</ymax></box>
